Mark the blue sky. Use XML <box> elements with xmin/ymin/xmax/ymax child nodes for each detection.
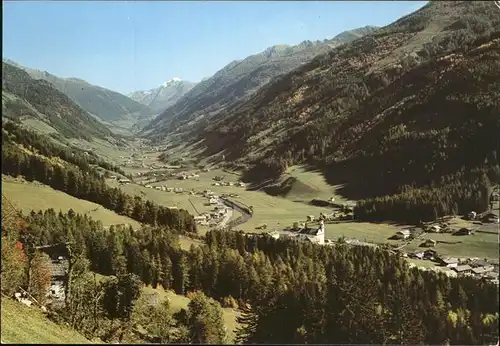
<box><xmin>3</xmin><ymin>1</ymin><xmax>427</xmax><ymax>94</ymax></box>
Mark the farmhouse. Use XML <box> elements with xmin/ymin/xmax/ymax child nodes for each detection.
<box><xmin>454</xmin><ymin>228</ymin><xmax>474</xmax><ymax>236</ymax></box>
<box><xmin>395</xmin><ymin>229</ymin><xmax>411</xmax><ymax>240</ymax></box>
<box><xmin>439</xmin><ymin>257</ymin><xmax>459</xmax><ymax>268</ymax></box>
<box><xmin>428</xmin><ymin>225</ymin><xmax>441</xmax><ymax>233</ymax></box>
<box><xmin>467</xmin><ymin>211</ymin><xmax>477</xmax><ymax>220</ymax></box>
<box><xmin>470</xmin><ymin>259</ymin><xmax>490</xmax><ymax>268</ymax></box>
<box><xmin>471</xmin><ymin>266</ymin><xmax>494</xmax><ymax>275</ymax></box>
<box><xmin>422</xmin><ymin>239</ymin><xmax>437</xmax><ymax>247</ymax></box>
<box><xmin>194</xmin><ymin>215</ymin><xmax>209</xmax><ymax>224</ymax></box>
<box><xmin>423</xmin><ymin>249</ymin><xmax>437</xmax><ymax>260</ymax></box>
<box><xmin>37</xmin><ymin>243</ymin><xmax>70</xmax><ymax>307</ymax></box>
<box><xmin>452</xmin><ymin>265</ymin><xmax>472</xmax><ymax>275</ymax></box>
<box><xmin>410</xmin><ymin>251</ymin><xmax>425</xmax><ymax>260</ymax></box>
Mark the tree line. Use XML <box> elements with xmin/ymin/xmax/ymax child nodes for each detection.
<box><xmin>1</xmin><ymin>135</ymin><xmax>196</xmax><ymax>234</ymax></box>
<box><xmin>354</xmin><ymin>167</ymin><xmax>495</xmax><ymax>223</ymax></box>
<box><xmin>3</xmin><ymin>121</ymin><xmax>126</xmax><ymax>176</ymax></box>
<box><xmin>5</xmin><ymin>208</ymin><xmax>499</xmax><ymax>344</ymax></box>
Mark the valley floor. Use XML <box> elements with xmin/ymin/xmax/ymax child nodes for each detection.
<box><xmin>104</xmin><ymin>140</ymin><xmax>499</xmax><ymax>262</ymax></box>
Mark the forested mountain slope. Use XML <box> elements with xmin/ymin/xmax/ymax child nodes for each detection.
<box><xmin>2</xmin><ymin>62</ymin><xmax>113</xmax><ymax>140</ymax></box>
<box><xmin>178</xmin><ymin>1</ymin><xmax>500</xmax><ymax>223</ymax></box>
<box><xmin>3</xmin><ymin>59</ymin><xmax>153</xmax><ymax>124</ymax></box>
<box><xmin>1</xmin><ymin>121</ymin><xmax>196</xmax><ymax>233</ymax></box>
<box><xmin>142</xmin><ymin>26</ymin><xmax>378</xmax><ymax>136</ymax></box>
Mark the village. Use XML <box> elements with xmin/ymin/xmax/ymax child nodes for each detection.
<box><xmin>97</xmin><ymin>149</ymin><xmax>500</xmax><ymax>288</ymax></box>
<box><xmin>8</xmin><ymin>146</ymin><xmax>500</xmax><ymax>318</ymax></box>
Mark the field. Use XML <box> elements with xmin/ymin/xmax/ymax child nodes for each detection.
<box><xmin>69</xmin><ymin>137</ymin><xmax>134</xmax><ymax>164</ymax></box>
<box><xmin>325</xmin><ymin>221</ymin><xmax>404</xmax><ymax>244</ymax></box>
<box><xmin>107</xmin><ymin>179</ymin><xmax>215</xmax><ymax>216</ymax></box>
<box><xmin>141</xmin><ymin>286</ymin><xmax>241</xmax><ymax>343</ymax></box>
<box><xmin>1</xmin><ymin>297</ymin><xmax>93</xmax><ymax>344</ymax></box>
<box><xmin>403</xmin><ymin>231</ymin><xmax>499</xmax><ymax>260</ymax></box>
<box><xmin>2</xmin><ymin>175</ymin><xmax>141</xmax><ymax>229</ymax></box>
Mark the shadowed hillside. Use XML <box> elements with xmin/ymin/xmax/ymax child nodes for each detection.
<box><xmin>164</xmin><ymin>1</ymin><xmax>500</xmax><ymax>223</ymax></box>
<box><xmin>2</xmin><ymin>62</ymin><xmax>113</xmax><ymax>140</ymax></box>
<box><xmin>3</xmin><ymin>59</ymin><xmax>153</xmax><ymax>124</ymax></box>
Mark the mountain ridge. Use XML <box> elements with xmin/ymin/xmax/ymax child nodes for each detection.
<box><xmin>2</xmin><ymin>62</ymin><xmax>113</xmax><ymax>141</ymax></box>
<box><xmin>128</xmin><ymin>78</ymin><xmax>197</xmax><ymax>114</ymax></box>
<box><xmin>2</xmin><ymin>59</ymin><xmax>154</xmax><ymax>128</ymax></box>
<box><xmin>150</xmin><ymin>1</ymin><xmax>500</xmax><ymax>223</ymax></box>
<box><xmin>142</xmin><ymin>25</ymin><xmax>380</xmax><ymax>136</ymax></box>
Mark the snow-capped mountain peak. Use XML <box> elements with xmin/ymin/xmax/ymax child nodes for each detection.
<box><xmin>163</xmin><ymin>77</ymin><xmax>182</xmax><ymax>87</ymax></box>
<box><xmin>129</xmin><ymin>78</ymin><xmax>197</xmax><ymax>113</ymax></box>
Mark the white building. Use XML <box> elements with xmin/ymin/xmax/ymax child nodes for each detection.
<box><xmin>396</xmin><ymin>229</ymin><xmax>411</xmax><ymax>240</ymax></box>
<box><xmin>296</xmin><ymin>220</ymin><xmax>325</xmax><ymax>245</ymax></box>
<box><xmin>275</xmin><ymin>220</ymin><xmax>326</xmax><ymax>245</ymax></box>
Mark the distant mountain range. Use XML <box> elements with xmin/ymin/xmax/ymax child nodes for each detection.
<box><xmin>142</xmin><ymin>25</ymin><xmax>380</xmax><ymax>137</ymax></box>
<box><xmin>2</xmin><ymin>62</ymin><xmax>113</xmax><ymax>140</ymax></box>
<box><xmin>2</xmin><ymin>59</ymin><xmax>157</xmax><ymax>134</ymax></box>
<box><xmin>128</xmin><ymin>78</ymin><xmax>197</xmax><ymax>114</ymax></box>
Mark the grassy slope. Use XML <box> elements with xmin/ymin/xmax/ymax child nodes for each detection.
<box><xmin>2</xmin><ymin>175</ymin><xmax>141</xmax><ymax>229</ymax></box>
<box><xmin>1</xmin><ymin>298</ymin><xmax>93</xmax><ymax>344</ymax></box>
<box><xmin>265</xmin><ymin>165</ymin><xmax>352</xmax><ymax>204</ymax></box>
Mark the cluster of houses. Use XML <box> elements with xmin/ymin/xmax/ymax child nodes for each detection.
<box><xmin>140</xmin><ymin>183</ymin><xmax>185</xmax><ymax>194</ymax></box>
<box><xmin>210</xmin><ymin>175</ymin><xmax>246</xmax><ymax>188</ymax></box>
<box><xmin>212</xmin><ymin>181</ymin><xmax>246</xmax><ymax>188</ymax></box>
<box><xmin>177</xmin><ymin>172</ymin><xmax>200</xmax><ymax>180</ymax></box>
<box><xmin>394</xmin><ymin>220</ymin><xmax>482</xmax><ymax>241</ymax></box>
<box><xmin>405</xmin><ymin>249</ymin><xmax>499</xmax><ymax>283</ymax></box>
<box><xmin>193</xmin><ymin>191</ymin><xmax>232</xmax><ymax>227</ymax></box>
<box><xmin>439</xmin><ymin>257</ymin><xmax>499</xmax><ymax>283</ymax></box>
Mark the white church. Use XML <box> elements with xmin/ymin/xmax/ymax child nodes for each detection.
<box><xmin>270</xmin><ymin>220</ymin><xmax>326</xmax><ymax>245</ymax></box>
